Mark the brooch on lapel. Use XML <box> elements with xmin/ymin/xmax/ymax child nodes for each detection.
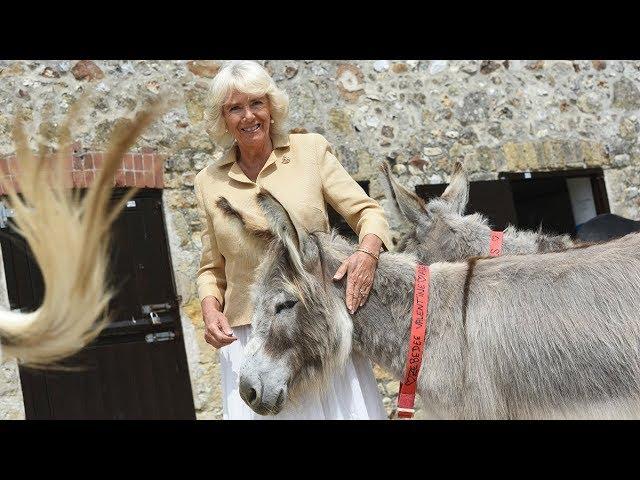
<box><xmin>282</xmin><ymin>155</ymin><xmax>290</xmax><ymax>164</ymax></box>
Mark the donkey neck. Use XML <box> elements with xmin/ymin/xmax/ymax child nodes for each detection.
<box><xmin>348</xmin><ymin>252</ymin><xmax>418</xmax><ymax>379</ymax></box>
<box><xmin>318</xmin><ymin>233</ymin><xmax>468</xmax><ymax>414</ymax></box>
<box><xmin>501</xmin><ymin>225</ymin><xmax>574</xmax><ymax>255</ymax></box>
<box><xmin>318</xmin><ymin>234</ymin><xmax>416</xmax><ymax>378</ymax></box>
<box><xmin>454</xmin><ymin>216</ymin><xmax>574</xmax><ymax>257</ymax></box>
<box><xmin>344</xmin><ymin>254</ymin><xmax>468</xmax><ymax>411</ymax></box>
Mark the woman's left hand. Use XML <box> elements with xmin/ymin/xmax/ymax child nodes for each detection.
<box><xmin>333</xmin><ymin>251</ymin><xmax>378</xmax><ymax>314</ymax></box>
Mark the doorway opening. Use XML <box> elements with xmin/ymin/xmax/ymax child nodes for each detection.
<box><xmin>414</xmin><ymin>168</ymin><xmax>610</xmax><ymax>238</ymax></box>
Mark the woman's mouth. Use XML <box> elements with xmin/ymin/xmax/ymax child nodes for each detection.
<box><xmin>241</xmin><ymin>124</ymin><xmax>261</xmax><ymax>133</ymax></box>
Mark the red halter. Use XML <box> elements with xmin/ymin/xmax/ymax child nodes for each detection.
<box><xmin>397</xmin><ymin>264</ymin><xmax>430</xmax><ymax>419</ymax></box>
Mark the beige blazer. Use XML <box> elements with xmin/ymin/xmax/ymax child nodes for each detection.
<box><xmin>194</xmin><ymin>132</ymin><xmax>392</xmax><ymax>327</ymax></box>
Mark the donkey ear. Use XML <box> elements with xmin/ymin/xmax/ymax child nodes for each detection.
<box><xmin>256</xmin><ymin>189</ymin><xmax>310</xmax><ymax>272</ymax></box>
<box><xmin>378</xmin><ymin>162</ymin><xmax>429</xmax><ymax>226</ymax></box>
<box><xmin>440</xmin><ymin>161</ymin><xmax>469</xmax><ymax>215</ymax></box>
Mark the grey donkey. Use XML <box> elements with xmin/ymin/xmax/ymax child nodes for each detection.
<box><xmin>218</xmin><ymin>192</ymin><xmax>640</xmax><ymax>419</ymax></box>
<box><xmin>378</xmin><ymin>161</ymin><xmax>576</xmax><ymax>263</ymax></box>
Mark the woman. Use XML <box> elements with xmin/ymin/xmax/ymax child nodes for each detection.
<box><xmin>195</xmin><ymin>60</ymin><xmax>393</xmax><ymax>419</ymax></box>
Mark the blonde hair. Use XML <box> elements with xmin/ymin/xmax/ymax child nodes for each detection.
<box><xmin>204</xmin><ymin>61</ymin><xmax>290</xmax><ymax>147</ymax></box>
<box><xmin>0</xmin><ymin>98</ymin><xmax>163</xmax><ymax>367</ymax></box>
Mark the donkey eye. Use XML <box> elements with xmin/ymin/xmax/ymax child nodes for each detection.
<box><xmin>275</xmin><ymin>300</ymin><xmax>298</xmax><ymax>315</ymax></box>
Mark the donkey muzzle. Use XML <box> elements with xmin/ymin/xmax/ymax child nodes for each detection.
<box><xmin>239</xmin><ymin>373</ymin><xmax>286</xmax><ymax>416</ymax></box>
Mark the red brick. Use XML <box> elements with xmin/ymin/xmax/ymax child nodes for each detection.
<box><xmin>144</xmin><ymin>171</ymin><xmax>155</xmax><ymax>188</ymax></box>
<box><xmin>85</xmin><ymin>171</ymin><xmax>95</xmax><ymax>186</ymax></box>
<box><xmin>72</xmin><ymin>156</ymin><xmax>84</xmax><ymax>170</ymax></box>
<box><xmin>124</xmin><ymin>153</ymin><xmax>134</xmax><ymax>171</ymax></box>
<box><xmin>93</xmin><ymin>152</ymin><xmax>104</xmax><ymax>169</ymax></box>
<box><xmin>134</xmin><ymin>154</ymin><xmax>143</xmax><ymax>171</ymax></box>
<box><xmin>115</xmin><ymin>170</ymin><xmax>126</xmax><ymax>187</ymax></box>
<box><xmin>132</xmin><ymin>171</ymin><xmax>142</xmax><ymax>187</ymax></box>
<box><xmin>84</xmin><ymin>154</ymin><xmax>94</xmax><ymax>170</ymax></box>
<box><xmin>141</xmin><ymin>146</ymin><xmax>156</xmax><ymax>154</ymax></box>
<box><xmin>143</xmin><ymin>154</ymin><xmax>153</xmax><ymax>171</ymax></box>
<box><xmin>125</xmin><ymin>171</ymin><xmax>135</xmax><ymax>186</ymax></box>
<box><xmin>153</xmin><ymin>156</ymin><xmax>165</xmax><ymax>188</ymax></box>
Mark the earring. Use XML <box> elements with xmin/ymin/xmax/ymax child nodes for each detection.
<box><xmin>270</xmin><ymin>119</ymin><xmax>274</xmax><ymax>124</ymax></box>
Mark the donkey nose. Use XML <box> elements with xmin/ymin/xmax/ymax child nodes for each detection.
<box><xmin>239</xmin><ymin>375</ymin><xmax>261</xmax><ymax>407</ymax></box>
<box><xmin>246</xmin><ymin>387</ymin><xmax>257</xmax><ymax>404</ymax></box>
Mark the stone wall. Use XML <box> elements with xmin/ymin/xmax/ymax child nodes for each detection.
<box><xmin>1</xmin><ymin>59</ymin><xmax>639</xmax><ymax>419</ymax></box>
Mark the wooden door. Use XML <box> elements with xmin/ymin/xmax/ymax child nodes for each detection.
<box><xmin>1</xmin><ymin>189</ymin><xmax>196</xmax><ymax>419</ymax></box>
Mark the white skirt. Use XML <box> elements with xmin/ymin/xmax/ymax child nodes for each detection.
<box><xmin>219</xmin><ymin>324</ymin><xmax>387</xmax><ymax>420</ymax></box>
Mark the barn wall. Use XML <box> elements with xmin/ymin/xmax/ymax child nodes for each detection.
<box><xmin>1</xmin><ymin>59</ymin><xmax>639</xmax><ymax>419</ymax></box>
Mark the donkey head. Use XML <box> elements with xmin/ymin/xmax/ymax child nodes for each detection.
<box><xmin>227</xmin><ymin>191</ymin><xmax>352</xmax><ymax>415</ymax></box>
<box><xmin>379</xmin><ymin>161</ymin><xmax>484</xmax><ymax>264</ymax></box>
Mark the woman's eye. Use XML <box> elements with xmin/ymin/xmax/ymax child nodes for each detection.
<box><xmin>252</xmin><ymin>100</ymin><xmax>263</xmax><ymax>107</ymax></box>
<box><xmin>275</xmin><ymin>300</ymin><xmax>297</xmax><ymax>315</ymax></box>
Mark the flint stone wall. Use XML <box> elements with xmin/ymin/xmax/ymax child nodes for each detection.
<box><xmin>1</xmin><ymin>59</ymin><xmax>638</xmax><ymax>419</ymax></box>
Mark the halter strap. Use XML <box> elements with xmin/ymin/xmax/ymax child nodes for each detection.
<box><xmin>489</xmin><ymin>230</ymin><xmax>504</xmax><ymax>257</ymax></box>
<box><xmin>397</xmin><ymin>264</ymin><xmax>430</xmax><ymax>419</ymax></box>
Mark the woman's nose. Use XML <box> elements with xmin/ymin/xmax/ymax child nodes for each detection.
<box><xmin>242</xmin><ymin>107</ymin><xmax>255</xmax><ymax>121</ymax></box>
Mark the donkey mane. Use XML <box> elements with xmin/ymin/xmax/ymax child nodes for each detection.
<box><xmin>215</xmin><ymin>196</ymin><xmax>274</xmax><ymax>241</ymax></box>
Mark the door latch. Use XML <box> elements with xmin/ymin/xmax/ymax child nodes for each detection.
<box><xmin>141</xmin><ymin>303</ymin><xmax>174</xmax><ymax>325</ymax></box>
<box><xmin>145</xmin><ymin>331</ymin><xmax>175</xmax><ymax>343</ymax></box>
<box><xmin>142</xmin><ymin>303</ymin><xmax>173</xmax><ymax>314</ymax></box>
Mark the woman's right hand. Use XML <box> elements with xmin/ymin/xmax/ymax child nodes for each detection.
<box><xmin>202</xmin><ymin>296</ymin><xmax>237</xmax><ymax>348</ymax></box>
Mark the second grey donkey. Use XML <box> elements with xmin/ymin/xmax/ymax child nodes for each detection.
<box><xmin>378</xmin><ymin>161</ymin><xmax>577</xmax><ymax>263</ymax></box>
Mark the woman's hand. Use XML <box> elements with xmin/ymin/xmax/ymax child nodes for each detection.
<box><xmin>202</xmin><ymin>296</ymin><xmax>237</xmax><ymax>348</ymax></box>
<box><xmin>333</xmin><ymin>234</ymin><xmax>382</xmax><ymax>314</ymax></box>
<box><xmin>333</xmin><ymin>251</ymin><xmax>378</xmax><ymax>314</ymax></box>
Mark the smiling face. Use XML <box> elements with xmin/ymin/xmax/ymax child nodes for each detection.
<box><xmin>222</xmin><ymin>90</ymin><xmax>272</xmax><ymax>150</ymax></box>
